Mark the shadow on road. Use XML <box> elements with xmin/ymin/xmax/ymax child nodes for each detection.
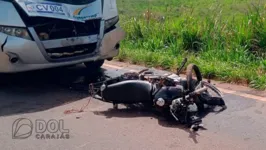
<box><xmin>0</xmin><ymin>64</ymin><xmax>106</xmax><ymax>117</ymax></box>
<box><xmin>93</xmin><ymin>105</ymin><xmax>219</xmax><ymax>144</ymax></box>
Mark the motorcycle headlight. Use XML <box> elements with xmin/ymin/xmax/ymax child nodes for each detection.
<box><xmin>104</xmin><ymin>16</ymin><xmax>119</xmax><ymax>31</ymax></box>
<box><xmin>0</xmin><ymin>26</ymin><xmax>31</xmax><ymax>40</ymax></box>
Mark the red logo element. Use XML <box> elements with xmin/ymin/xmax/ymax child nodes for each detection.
<box><xmin>27</xmin><ymin>5</ymin><xmax>34</xmax><ymax>11</ymax></box>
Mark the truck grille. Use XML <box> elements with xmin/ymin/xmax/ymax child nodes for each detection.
<box><xmin>30</xmin><ymin>18</ymin><xmax>101</xmax><ymax>40</ymax></box>
<box><xmin>46</xmin><ymin>43</ymin><xmax>97</xmax><ymax>59</ymax></box>
<box><xmin>12</xmin><ymin>4</ymin><xmax>101</xmax><ymax>60</ymax></box>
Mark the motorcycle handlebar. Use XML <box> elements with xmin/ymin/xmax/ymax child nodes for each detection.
<box><xmin>193</xmin><ymin>86</ymin><xmax>208</xmax><ymax>95</ymax></box>
<box><xmin>172</xmin><ymin>86</ymin><xmax>208</xmax><ymax>104</ymax></box>
<box><xmin>186</xmin><ymin>86</ymin><xmax>208</xmax><ymax>99</ymax></box>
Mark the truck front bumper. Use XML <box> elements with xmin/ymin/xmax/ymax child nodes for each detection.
<box><xmin>0</xmin><ymin>26</ymin><xmax>125</xmax><ymax>73</ymax></box>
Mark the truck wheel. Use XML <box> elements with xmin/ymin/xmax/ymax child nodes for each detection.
<box><xmin>84</xmin><ymin>60</ymin><xmax>105</xmax><ymax>71</ymax></box>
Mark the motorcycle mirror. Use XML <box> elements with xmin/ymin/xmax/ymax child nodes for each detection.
<box><xmin>176</xmin><ymin>57</ymin><xmax>188</xmax><ymax>75</ymax></box>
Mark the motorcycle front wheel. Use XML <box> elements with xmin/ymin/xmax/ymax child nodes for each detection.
<box><xmin>186</xmin><ymin>64</ymin><xmax>203</xmax><ymax>92</ymax></box>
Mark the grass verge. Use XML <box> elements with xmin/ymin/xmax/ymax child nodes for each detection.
<box><xmin>116</xmin><ymin>0</ymin><xmax>266</xmax><ymax>90</ymax></box>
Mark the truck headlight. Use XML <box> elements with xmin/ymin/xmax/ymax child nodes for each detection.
<box><xmin>0</xmin><ymin>26</ymin><xmax>32</xmax><ymax>40</ymax></box>
<box><xmin>104</xmin><ymin>16</ymin><xmax>119</xmax><ymax>31</ymax></box>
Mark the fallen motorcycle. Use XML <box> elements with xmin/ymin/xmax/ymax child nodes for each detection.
<box><xmin>90</xmin><ymin>59</ymin><xmax>226</xmax><ymax>131</ymax></box>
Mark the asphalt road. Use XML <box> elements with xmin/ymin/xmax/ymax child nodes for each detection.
<box><xmin>0</xmin><ymin>62</ymin><xmax>266</xmax><ymax>150</ymax></box>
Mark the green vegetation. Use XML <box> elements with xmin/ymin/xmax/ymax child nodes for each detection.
<box><xmin>116</xmin><ymin>0</ymin><xmax>266</xmax><ymax>90</ymax></box>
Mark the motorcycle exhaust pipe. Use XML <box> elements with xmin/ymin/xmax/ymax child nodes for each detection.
<box><xmin>6</xmin><ymin>52</ymin><xmax>19</xmax><ymax>64</ymax></box>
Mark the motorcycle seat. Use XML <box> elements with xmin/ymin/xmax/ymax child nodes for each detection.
<box><xmin>102</xmin><ymin>80</ymin><xmax>153</xmax><ymax>104</ymax></box>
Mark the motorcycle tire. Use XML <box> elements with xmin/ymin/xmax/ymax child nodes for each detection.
<box><xmin>201</xmin><ymin>81</ymin><xmax>223</xmax><ymax>98</ymax></box>
<box><xmin>186</xmin><ymin>64</ymin><xmax>203</xmax><ymax>92</ymax></box>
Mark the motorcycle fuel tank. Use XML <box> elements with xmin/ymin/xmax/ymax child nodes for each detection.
<box><xmin>154</xmin><ymin>85</ymin><xmax>184</xmax><ymax>104</ymax></box>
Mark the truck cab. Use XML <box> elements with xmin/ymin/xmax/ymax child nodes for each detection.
<box><xmin>0</xmin><ymin>0</ymin><xmax>125</xmax><ymax>73</ymax></box>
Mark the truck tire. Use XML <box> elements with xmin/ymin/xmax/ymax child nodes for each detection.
<box><xmin>84</xmin><ymin>60</ymin><xmax>105</xmax><ymax>71</ymax></box>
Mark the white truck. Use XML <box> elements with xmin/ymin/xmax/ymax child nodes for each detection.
<box><xmin>0</xmin><ymin>0</ymin><xmax>125</xmax><ymax>73</ymax></box>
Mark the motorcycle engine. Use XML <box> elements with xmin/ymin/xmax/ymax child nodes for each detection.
<box><xmin>170</xmin><ymin>99</ymin><xmax>188</xmax><ymax>124</ymax></box>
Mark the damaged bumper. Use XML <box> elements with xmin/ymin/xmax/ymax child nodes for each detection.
<box><xmin>0</xmin><ymin>26</ymin><xmax>125</xmax><ymax>73</ymax></box>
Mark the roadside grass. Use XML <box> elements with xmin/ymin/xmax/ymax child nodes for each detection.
<box><xmin>116</xmin><ymin>0</ymin><xmax>266</xmax><ymax>90</ymax></box>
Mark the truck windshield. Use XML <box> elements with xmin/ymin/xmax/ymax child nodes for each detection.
<box><xmin>45</xmin><ymin>0</ymin><xmax>96</xmax><ymax>5</ymax></box>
